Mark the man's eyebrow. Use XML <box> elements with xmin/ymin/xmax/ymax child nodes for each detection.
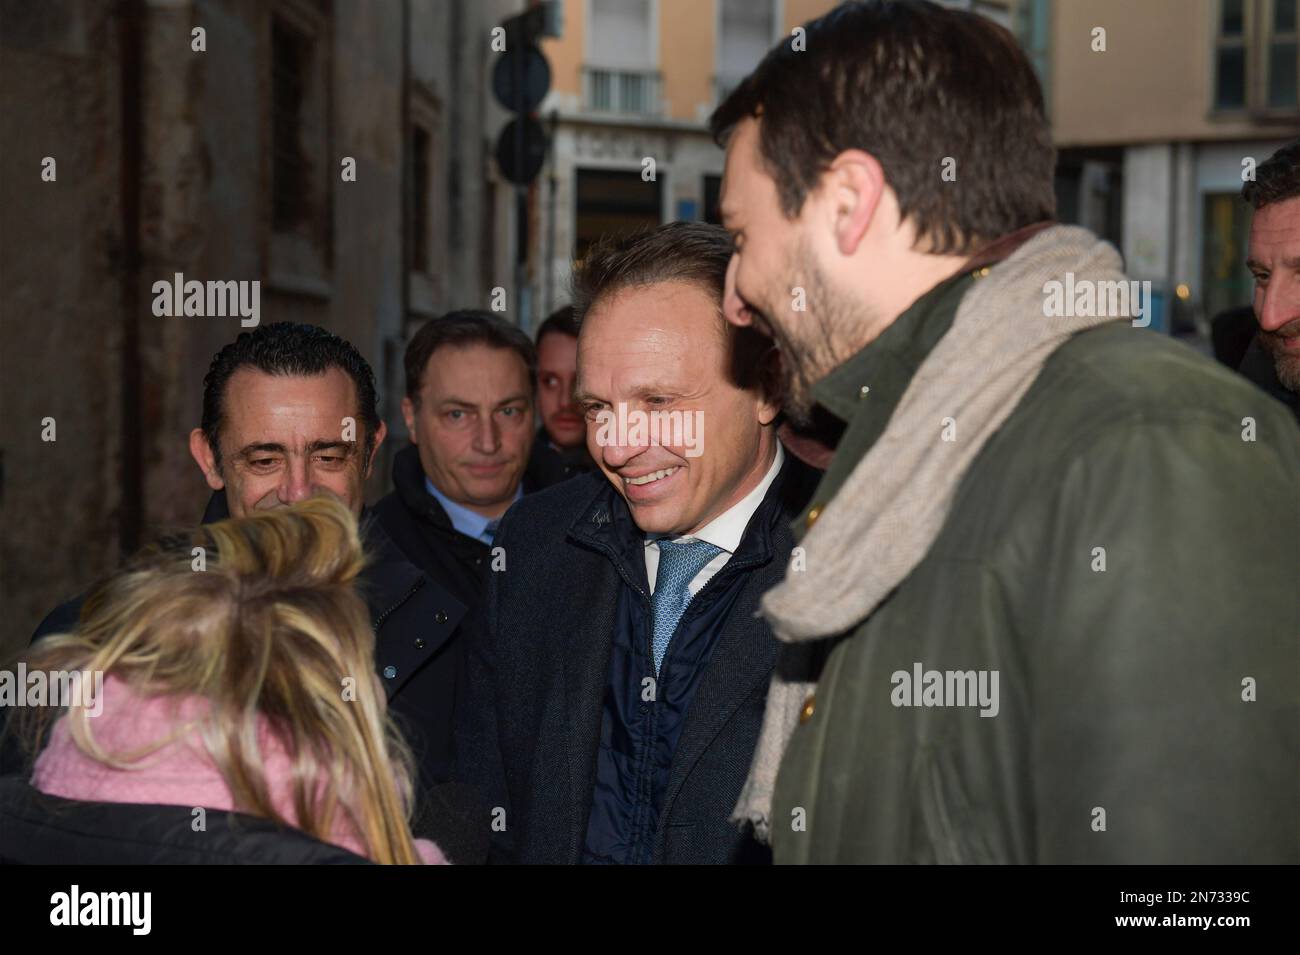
<box><xmin>628</xmin><ymin>383</ymin><xmax>686</xmax><ymax>398</ymax></box>
<box><xmin>237</xmin><ymin>442</ymin><xmax>287</xmax><ymax>457</ymax></box>
<box><xmin>1245</xmin><ymin>256</ymin><xmax>1300</xmax><ymax>271</ymax></box>
<box><xmin>236</xmin><ymin>440</ymin><xmax>357</xmax><ymax>458</ymax></box>
<box><xmin>305</xmin><ymin>440</ymin><xmax>356</xmax><ymax>454</ymax></box>
<box><xmin>573</xmin><ymin>383</ymin><xmax>686</xmax><ymax>404</ymax></box>
<box><xmin>435</xmin><ymin>395</ymin><xmax>529</xmax><ymax>410</ymax></box>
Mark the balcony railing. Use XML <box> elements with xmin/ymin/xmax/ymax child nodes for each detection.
<box><xmin>582</xmin><ymin>67</ymin><xmax>663</xmax><ymax>117</ymax></box>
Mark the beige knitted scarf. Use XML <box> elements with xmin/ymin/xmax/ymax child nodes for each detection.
<box><xmin>732</xmin><ymin>225</ymin><xmax>1135</xmax><ymax>841</ymax></box>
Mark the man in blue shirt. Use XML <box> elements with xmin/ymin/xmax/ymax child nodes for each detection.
<box><xmin>374</xmin><ymin>310</ymin><xmax>538</xmax><ymax>612</ymax></box>
<box><xmin>424</xmin><ymin>476</ymin><xmax>520</xmax><ymax>547</ymax></box>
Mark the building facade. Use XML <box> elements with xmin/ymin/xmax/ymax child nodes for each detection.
<box><xmin>1049</xmin><ymin>0</ymin><xmax>1296</xmax><ymax>334</ymax></box>
<box><xmin>532</xmin><ymin>0</ymin><xmax>847</xmax><ymax>324</ymax></box>
<box><xmin>529</xmin><ymin>0</ymin><xmax>1295</xmax><ymax>336</ymax></box>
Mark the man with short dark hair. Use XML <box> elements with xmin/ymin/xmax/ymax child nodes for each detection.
<box><xmin>1240</xmin><ymin>138</ymin><xmax>1300</xmax><ymax>423</ymax></box>
<box><xmin>374</xmin><ymin>310</ymin><xmax>540</xmax><ymax>614</ymax></box>
<box><xmin>456</xmin><ymin>221</ymin><xmax>820</xmax><ymax>864</ymax></box>
<box><xmin>31</xmin><ymin>323</ymin><xmax>478</xmax><ymax>858</ymax></box>
<box><xmin>529</xmin><ymin>306</ymin><xmax>597</xmax><ymax>485</ymax></box>
<box><xmin>188</xmin><ymin>322</ymin><xmax>388</xmax><ymax>517</ymax></box>
<box><xmin>713</xmin><ymin>0</ymin><xmax>1298</xmax><ymax>864</ymax></box>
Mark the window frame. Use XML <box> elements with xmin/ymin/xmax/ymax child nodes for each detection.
<box><xmin>1211</xmin><ymin>0</ymin><xmax>1299</xmax><ymax>120</ymax></box>
<box><xmin>265</xmin><ymin>0</ymin><xmax>334</xmax><ymax>298</ymax></box>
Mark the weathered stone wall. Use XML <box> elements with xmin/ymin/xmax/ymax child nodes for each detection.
<box><xmin>0</xmin><ymin>0</ymin><xmax>126</xmax><ymax>660</ymax></box>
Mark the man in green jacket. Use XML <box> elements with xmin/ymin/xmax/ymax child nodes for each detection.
<box><xmin>710</xmin><ymin>0</ymin><xmax>1299</xmax><ymax>864</ymax></box>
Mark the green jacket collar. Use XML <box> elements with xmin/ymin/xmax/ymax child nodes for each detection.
<box><xmin>810</xmin><ymin>219</ymin><xmax>1059</xmax><ymax>428</ymax></box>
<box><xmin>792</xmin><ymin>222</ymin><xmax>1058</xmax><ymax>536</ymax></box>
<box><xmin>793</xmin><ymin>269</ymin><xmax>975</xmax><ymax>539</ymax></box>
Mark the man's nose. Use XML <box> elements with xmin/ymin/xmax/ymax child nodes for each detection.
<box><xmin>472</xmin><ymin>415</ymin><xmax>502</xmax><ymax>454</ymax></box>
<box><xmin>279</xmin><ymin>458</ymin><xmax>313</xmax><ymax>504</ymax></box>
<box><xmin>723</xmin><ymin>253</ymin><xmax>752</xmax><ymax>327</ymax></box>
<box><xmin>1257</xmin><ymin>275</ymin><xmax>1299</xmax><ymax>332</ymax></box>
<box><xmin>600</xmin><ymin>440</ymin><xmax>640</xmax><ymax>469</ymax></box>
<box><xmin>598</xmin><ymin>421</ymin><xmax>648</xmax><ymax>469</ymax></box>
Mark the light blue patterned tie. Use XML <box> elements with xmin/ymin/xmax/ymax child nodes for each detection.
<box><xmin>651</xmin><ymin>538</ymin><xmax>724</xmax><ymax>675</ymax></box>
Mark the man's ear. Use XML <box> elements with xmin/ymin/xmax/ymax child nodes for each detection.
<box><xmin>400</xmin><ymin>395</ymin><xmax>418</xmax><ymax>443</ymax></box>
<box><xmin>365</xmin><ymin>419</ymin><xmax>389</xmax><ymax>477</ymax></box>
<box><xmin>825</xmin><ymin>148</ymin><xmax>886</xmax><ymax>257</ymax></box>
<box><xmin>756</xmin><ymin>345</ymin><xmax>783</xmax><ymax>427</ymax></box>
<box><xmin>188</xmin><ymin>428</ymin><xmax>225</xmax><ymax>491</ymax></box>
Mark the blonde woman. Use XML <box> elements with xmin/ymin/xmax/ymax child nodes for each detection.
<box><xmin>0</xmin><ymin>497</ymin><xmax>446</xmax><ymax>864</ymax></box>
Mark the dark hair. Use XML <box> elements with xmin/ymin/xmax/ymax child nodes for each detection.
<box><xmin>1242</xmin><ymin>139</ymin><xmax>1300</xmax><ymax>210</ymax></box>
<box><xmin>709</xmin><ymin>0</ymin><xmax>1056</xmax><ymax>255</ymax></box>
<box><xmin>571</xmin><ymin>222</ymin><xmax>769</xmax><ymax>390</ymax></box>
<box><xmin>536</xmin><ymin>305</ymin><xmax>579</xmax><ymax>344</ymax></box>
<box><xmin>200</xmin><ymin>322</ymin><xmax>381</xmax><ymax>468</ymax></box>
<box><xmin>404</xmin><ymin>310</ymin><xmax>537</xmax><ymax>403</ymax></box>
<box><xmin>571</xmin><ymin>221</ymin><xmax>733</xmax><ymax>330</ymax></box>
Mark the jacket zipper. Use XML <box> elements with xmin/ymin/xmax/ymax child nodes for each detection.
<box><xmin>373</xmin><ymin>576</ymin><xmax>426</xmax><ymax>631</ymax></box>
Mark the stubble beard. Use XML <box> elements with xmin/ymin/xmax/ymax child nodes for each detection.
<box><xmin>758</xmin><ymin>243</ymin><xmax>871</xmax><ymax>427</ymax></box>
<box><xmin>1260</xmin><ymin>320</ymin><xmax>1300</xmax><ymax>392</ymax></box>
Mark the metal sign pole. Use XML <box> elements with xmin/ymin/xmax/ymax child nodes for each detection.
<box><xmin>513</xmin><ymin>33</ymin><xmax>528</xmax><ymax>331</ymax></box>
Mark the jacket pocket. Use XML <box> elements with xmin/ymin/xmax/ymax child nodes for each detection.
<box><xmin>662</xmin><ymin>821</ymin><xmax>701</xmax><ymax>862</ymax></box>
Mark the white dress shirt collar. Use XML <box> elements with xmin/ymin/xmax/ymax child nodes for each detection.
<box><xmin>642</xmin><ymin>443</ymin><xmax>785</xmax><ymax>596</ymax></box>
